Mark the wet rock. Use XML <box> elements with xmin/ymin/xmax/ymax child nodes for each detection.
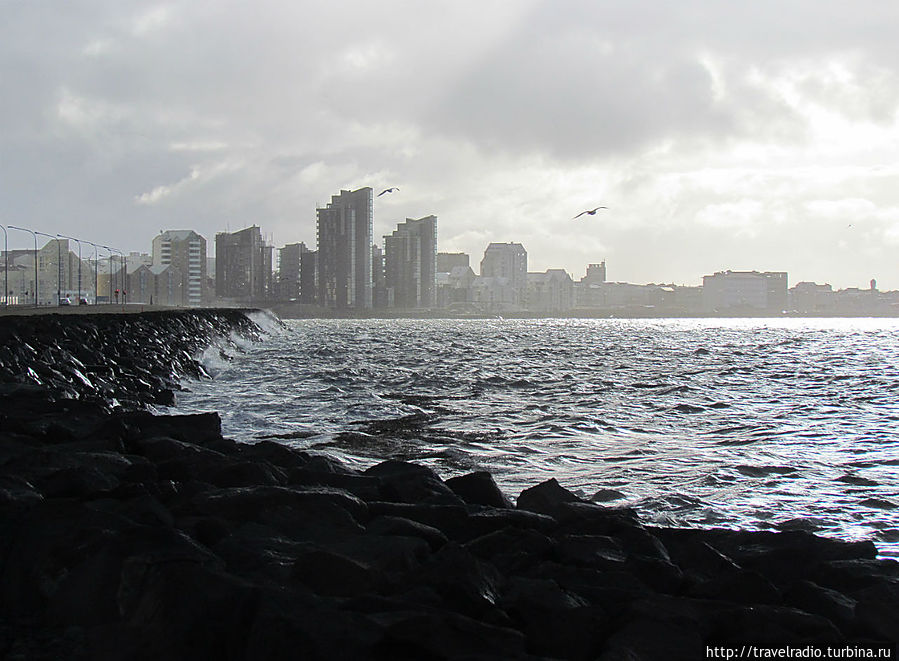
<box><xmin>446</xmin><ymin>470</ymin><xmax>513</xmax><ymax>508</ymax></box>
<box><xmin>517</xmin><ymin>477</ymin><xmax>585</xmax><ymax>516</ymax></box>
<box><xmin>529</xmin><ymin>561</ymin><xmax>653</xmax><ymax>607</ymax></box>
<box><xmin>810</xmin><ymin>559</ymin><xmax>899</xmax><ymax>595</ymax></box>
<box><xmin>783</xmin><ymin>580</ymin><xmax>857</xmax><ymax>630</ymax></box>
<box><xmin>184</xmin><ymin>486</ymin><xmax>368</xmax><ymax>541</ymax></box>
<box><xmin>499</xmin><ymin>577</ymin><xmax>603</xmax><ymax>659</ymax></box>
<box><xmin>555</xmin><ymin>534</ymin><xmax>628</xmax><ymax>568</ymax></box>
<box><xmin>334</xmin><ymin>533</ymin><xmax>432</xmax><ymax>574</ymax></box>
<box><xmin>601</xmin><ymin>615</ymin><xmax>705</xmax><ymax>661</ymax></box>
<box><xmin>245</xmin><ymin>604</ymin><xmax>383</xmax><ymax>661</ymax></box>
<box><xmin>287</xmin><ymin>468</ymin><xmax>383</xmax><ymax>501</ymax></box>
<box><xmin>2</xmin><ymin>310</ymin><xmax>898</xmax><ymax>658</ymax></box>
<box><xmin>465</xmin><ymin>527</ymin><xmax>556</xmax><ymax>574</ymax></box>
<box><xmin>291</xmin><ymin>548</ymin><xmax>378</xmax><ymax>597</ymax></box>
<box><xmin>33</xmin><ymin>466</ymin><xmax>121</xmax><ymax>498</ymax></box>
<box><xmin>364</xmin><ymin>460</ymin><xmax>462</xmax><ymax>505</ymax></box>
<box><xmin>376</xmin><ymin>610</ymin><xmax>527</xmax><ymax>659</ymax></box>
<box><xmin>688</xmin><ymin>568</ymin><xmax>781</xmax><ymax>605</ymax></box>
<box><xmin>208</xmin><ymin>460</ymin><xmax>286</xmax><ymax>488</ymax></box>
<box><xmin>365</xmin><ymin>514</ymin><xmax>448</xmax><ymax>551</ymax></box>
<box><xmin>462</xmin><ymin>507</ymin><xmax>557</xmax><ymax>540</ymax></box>
<box><xmin>238</xmin><ymin>440</ymin><xmax>311</xmax><ymax>469</ymax></box>
<box><xmin>709</xmin><ymin>604</ymin><xmax>843</xmax><ymax>646</ymax></box>
<box><xmin>388</xmin><ymin>543</ymin><xmax>504</xmax><ymax>619</ymax></box>
<box><xmin>367</xmin><ymin>501</ymin><xmax>470</xmax><ymax>540</ymax></box>
<box><xmin>110</xmin><ymin>561</ymin><xmax>259</xmax><ymax>661</ymax></box>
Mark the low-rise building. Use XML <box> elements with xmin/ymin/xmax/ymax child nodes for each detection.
<box><xmin>526</xmin><ymin>269</ymin><xmax>574</xmax><ymax>314</ymax></box>
<box><xmin>702</xmin><ymin>270</ymin><xmax>788</xmax><ymax>313</ymax></box>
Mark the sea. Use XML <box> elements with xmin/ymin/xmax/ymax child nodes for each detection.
<box><xmin>170</xmin><ymin>315</ymin><xmax>899</xmax><ymax>558</ymax></box>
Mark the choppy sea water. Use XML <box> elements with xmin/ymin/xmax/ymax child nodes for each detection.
<box><xmin>172</xmin><ymin>317</ymin><xmax>899</xmax><ymax>557</ymax></box>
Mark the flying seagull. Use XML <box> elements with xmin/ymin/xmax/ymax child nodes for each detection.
<box><xmin>573</xmin><ymin>206</ymin><xmax>607</xmax><ymax>219</ymax></box>
<box><xmin>378</xmin><ymin>187</ymin><xmax>400</xmax><ymax>196</ymax></box>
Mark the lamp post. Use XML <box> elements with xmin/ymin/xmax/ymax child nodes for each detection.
<box><xmin>34</xmin><ymin>231</ymin><xmax>61</xmax><ymax>305</ymax></box>
<box><xmin>58</xmin><ymin>234</ymin><xmax>83</xmax><ymax>304</ymax></box>
<box><xmin>102</xmin><ymin>245</ymin><xmax>114</xmax><ymax>304</ymax></box>
<box><xmin>7</xmin><ymin>225</ymin><xmax>38</xmax><ymax>306</ymax></box>
<box><xmin>0</xmin><ymin>224</ymin><xmax>7</xmax><ymax>307</ymax></box>
<box><xmin>104</xmin><ymin>246</ymin><xmax>125</xmax><ymax>305</ymax></box>
<box><xmin>84</xmin><ymin>240</ymin><xmax>102</xmax><ymax>304</ymax></box>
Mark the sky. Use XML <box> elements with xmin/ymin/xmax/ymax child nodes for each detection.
<box><xmin>2</xmin><ymin>1</ymin><xmax>899</xmax><ymax>289</ymax></box>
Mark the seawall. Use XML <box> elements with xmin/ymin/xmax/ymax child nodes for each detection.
<box><xmin>0</xmin><ymin>310</ymin><xmax>896</xmax><ymax>659</ymax></box>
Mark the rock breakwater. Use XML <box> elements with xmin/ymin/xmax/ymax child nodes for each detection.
<box><xmin>0</xmin><ymin>311</ymin><xmax>896</xmax><ymax>659</ymax></box>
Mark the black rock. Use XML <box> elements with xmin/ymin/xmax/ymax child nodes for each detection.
<box><xmin>446</xmin><ymin>471</ymin><xmax>513</xmax><ymax>508</ymax></box>
<box><xmin>517</xmin><ymin>478</ymin><xmax>585</xmax><ymax>516</ymax></box>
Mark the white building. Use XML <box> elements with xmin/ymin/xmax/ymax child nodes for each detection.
<box><xmin>702</xmin><ymin>270</ymin><xmax>788</xmax><ymax>312</ymax></box>
<box><xmin>526</xmin><ymin>269</ymin><xmax>574</xmax><ymax>313</ymax></box>
<box><xmin>152</xmin><ymin>230</ymin><xmax>207</xmax><ymax>306</ymax></box>
<box><xmin>480</xmin><ymin>242</ymin><xmax>527</xmax><ymax>308</ymax></box>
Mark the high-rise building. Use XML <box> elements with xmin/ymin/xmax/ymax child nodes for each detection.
<box><xmin>384</xmin><ymin>215</ymin><xmax>437</xmax><ymax>309</ymax></box>
<box><xmin>277</xmin><ymin>242</ymin><xmax>316</xmax><ymax>302</ymax></box>
<box><xmin>214</xmin><ymin>226</ymin><xmax>273</xmax><ymax>302</ymax></box>
<box><xmin>372</xmin><ymin>245</ymin><xmax>387</xmax><ymax>308</ymax></box>
<box><xmin>316</xmin><ymin>187</ymin><xmax>373</xmax><ymax>309</ymax></box>
<box><xmin>152</xmin><ymin>230</ymin><xmax>207</xmax><ymax>306</ymax></box>
<box><xmin>480</xmin><ymin>242</ymin><xmax>527</xmax><ymax>307</ymax></box>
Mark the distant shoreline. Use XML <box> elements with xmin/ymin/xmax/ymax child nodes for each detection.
<box><xmin>266</xmin><ymin>304</ymin><xmax>899</xmax><ymax>320</ymax></box>
<box><xmin>2</xmin><ymin>303</ymin><xmax>897</xmax><ymax>320</ymax></box>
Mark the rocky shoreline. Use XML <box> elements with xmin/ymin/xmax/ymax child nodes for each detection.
<box><xmin>1</xmin><ymin>310</ymin><xmax>896</xmax><ymax>659</ymax></box>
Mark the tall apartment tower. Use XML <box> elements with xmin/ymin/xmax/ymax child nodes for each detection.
<box><xmin>480</xmin><ymin>242</ymin><xmax>528</xmax><ymax>305</ymax></box>
<box><xmin>316</xmin><ymin>187</ymin><xmax>373</xmax><ymax>309</ymax></box>
<box><xmin>278</xmin><ymin>243</ymin><xmax>302</xmax><ymax>301</ymax></box>
<box><xmin>384</xmin><ymin>215</ymin><xmax>437</xmax><ymax>309</ymax></box>
<box><xmin>151</xmin><ymin>230</ymin><xmax>207</xmax><ymax>306</ymax></box>
<box><xmin>278</xmin><ymin>242</ymin><xmax>316</xmax><ymax>302</ymax></box>
<box><xmin>372</xmin><ymin>245</ymin><xmax>387</xmax><ymax>308</ymax></box>
<box><xmin>214</xmin><ymin>226</ymin><xmax>273</xmax><ymax>302</ymax></box>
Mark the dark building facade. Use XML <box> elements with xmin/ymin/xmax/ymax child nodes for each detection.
<box><xmin>372</xmin><ymin>245</ymin><xmax>388</xmax><ymax>308</ymax></box>
<box><xmin>277</xmin><ymin>242</ymin><xmax>317</xmax><ymax>303</ymax></box>
<box><xmin>384</xmin><ymin>215</ymin><xmax>437</xmax><ymax>309</ymax></box>
<box><xmin>316</xmin><ymin>187</ymin><xmax>373</xmax><ymax>309</ymax></box>
<box><xmin>215</xmin><ymin>226</ymin><xmax>273</xmax><ymax>302</ymax></box>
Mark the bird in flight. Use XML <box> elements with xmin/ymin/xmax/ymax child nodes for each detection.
<box><xmin>378</xmin><ymin>187</ymin><xmax>400</xmax><ymax>196</ymax></box>
<box><xmin>573</xmin><ymin>206</ymin><xmax>607</xmax><ymax>219</ymax></box>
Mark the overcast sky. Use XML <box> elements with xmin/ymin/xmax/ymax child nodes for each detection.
<box><xmin>3</xmin><ymin>1</ymin><xmax>899</xmax><ymax>288</ymax></box>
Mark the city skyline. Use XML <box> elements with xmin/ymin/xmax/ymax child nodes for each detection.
<box><xmin>2</xmin><ymin>3</ymin><xmax>899</xmax><ymax>290</ymax></box>
<box><xmin>2</xmin><ymin>217</ymin><xmax>896</xmax><ymax>294</ymax></box>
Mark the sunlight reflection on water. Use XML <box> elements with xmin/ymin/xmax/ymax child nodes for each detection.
<box><xmin>174</xmin><ymin>317</ymin><xmax>899</xmax><ymax>557</ymax></box>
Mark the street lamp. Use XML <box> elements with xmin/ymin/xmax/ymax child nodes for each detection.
<box><xmin>0</xmin><ymin>224</ymin><xmax>7</xmax><ymax>307</ymax></box>
<box><xmin>104</xmin><ymin>246</ymin><xmax>125</xmax><ymax>305</ymax></box>
<box><xmin>84</xmin><ymin>240</ymin><xmax>102</xmax><ymax>304</ymax></box>
<box><xmin>58</xmin><ymin>234</ymin><xmax>83</xmax><ymax>304</ymax></box>
<box><xmin>34</xmin><ymin>231</ymin><xmax>61</xmax><ymax>305</ymax></box>
<box><xmin>7</xmin><ymin>225</ymin><xmax>38</xmax><ymax>306</ymax></box>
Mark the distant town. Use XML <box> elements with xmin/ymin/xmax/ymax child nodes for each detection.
<box><xmin>2</xmin><ymin>186</ymin><xmax>897</xmax><ymax>317</ymax></box>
